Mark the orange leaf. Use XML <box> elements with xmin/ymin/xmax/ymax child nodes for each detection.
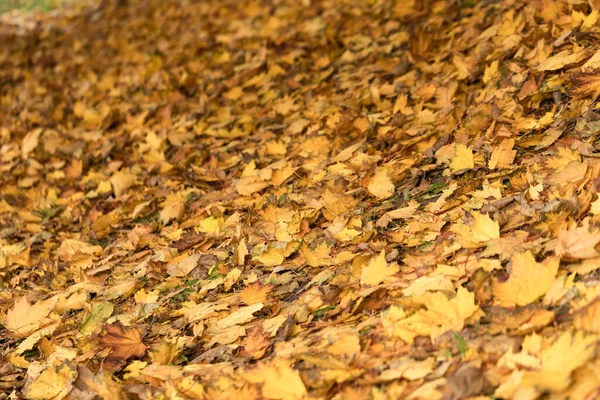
<box><xmin>97</xmin><ymin>322</ymin><xmax>147</xmax><ymax>359</ymax></box>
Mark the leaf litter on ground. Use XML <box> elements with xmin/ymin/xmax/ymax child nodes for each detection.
<box><xmin>2</xmin><ymin>0</ymin><xmax>600</xmax><ymax>399</ymax></box>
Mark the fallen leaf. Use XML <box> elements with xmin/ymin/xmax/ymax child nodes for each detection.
<box><xmin>239</xmin><ymin>282</ymin><xmax>274</xmax><ymax>306</ymax></box>
<box><xmin>367</xmin><ymin>168</ymin><xmax>395</xmax><ymax>199</ymax></box>
<box><xmin>214</xmin><ymin>303</ymin><xmax>264</xmax><ymax>330</ymax></box>
<box><xmin>3</xmin><ymin>297</ymin><xmax>57</xmax><ymax>338</ymax></box>
<box><xmin>360</xmin><ymin>250</ymin><xmax>399</xmax><ymax>286</ymax></box>
<box><xmin>97</xmin><ymin>322</ymin><xmax>147</xmax><ymax>359</ymax></box>
<box><xmin>493</xmin><ymin>251</ymin><xmax>559</xmax><ymax>306</ymax></box>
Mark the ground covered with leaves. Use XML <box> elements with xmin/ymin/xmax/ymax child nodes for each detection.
<box><xmin>4</xmin><ymin>0</ymin><xmax>600</xmax><ymax>398</ymax></box>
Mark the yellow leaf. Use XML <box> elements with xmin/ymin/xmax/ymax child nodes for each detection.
<box><xmin>327</xmin><ymin>333</ymin><xmax>360</xmax><ymax>356</ymax></box>
<box><xmin>522</xmin><ymin>330</ymin><xmax>597</xmax><ymax>391</ymax></box>
<box><xmin>384</xmin><ymin>287</ymin><xmax>480</xmax><ymax>344</ymax></box>
<box><xmin>236</xmin><ymin>177</ymin><xmax>270</xmax><ymax>196</ymax></box>
<box><xmin>182</xmin><ymin>302</ymin><xmax>228</xmax><ymax>323</ymax></box>
<box><xmin>243</xmin><ymin>358</ymin><xmax>307</xmax><ymax>400</ymax></box>
<box><xmin>590</xmin><ymin>194</ymin><xmax>600</xmax><ymax>215</ymax></box>
<box><xmin>253</xmin><ymin>246</ymin><xmax>285</xmax><ymax>267</ymax></box>
<box><xmin>110</xmin><ymin>169</ymin><xmax>137</xmax><ymax>198</ymax></box>
<box><xmin>166</xmin><ymin>254</ymin><xmax>203</xmax><ymax>277</ymax></box>
<box><xmin>300</xmin><ymin>242</ymin><xmax>332</xmax><ymax>267</ymax></box>
<box><xmin>449</xmin><ymin>144</ymin><xmax>474</xmax><ymax>172</ymax></box>
<box><xmin>196</xmin><ymin>216</ymin><xmax>222</xmax><ymax>234</ymax></box>
<box><xmin>360</xmin><ymin>251</ymin><xmax>399</xmax><ymax>286</ymax></box>
<box><xmin>24</xmin><ymin>363</ymin><xmax>77</xmax><ymax>400</ymax></box>
<box><xmin>472</xmin><ymin>212</ymin><xmax>500</xmax><ymax>242</ymax></box>
<box><xmin>493</xmin><ymin>251</ymin><xmax>559</xmax><ymax>306</ymax></box>
<box><xmin>488</xmin><ymin>139</ymin><xmax>516</xmax><ymax>169</ymax></box>
<box><xmin>56</xmin><ymin>239</ymin><xmax>103</xmax><ymax>259</ymax></box>
<box><xmin>582</xmin><ymin>49</ymin><xmax>600</xmax><ymax>72</ymax></box>
<box><xmin>556</xmin><ymin>218</ymin><xmax>600</xmax><ymax>260</ymax></box>
<box><xmin>482</xmin><ymin>60</ymin><xmax>499</xmax><ymax>84</ymax></box>
<box><xmin>159</xmin><ymin>191</ymin><xmax>187</xmax><ymax>224</ymax></box>
<box><xmin>367</xmin><ymin>168</ymin><xmax>395</xmax><ymax>199</ymax></box>
<box><xmin>21</xmin><ymin>128</ymin><xmax>42</xmax><ymax>159</ymax></box>
<box><xmin>393</xmin><ymin>94</ymin><xmax>413</xmax><ymax>115</ymax></box>
<box><xmin>402</xmin><ymin>275</ymin><xmax>454</xmax><ymax>297</ymax></box>
<box><xmin>240</xmin><ymin>282</ymin><xmax>274</xmax><ymax>306</ymax></box>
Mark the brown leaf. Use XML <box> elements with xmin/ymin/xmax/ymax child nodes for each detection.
<box><xmin>97</xmin><ymin>322</ymin><xmax>146</xmax><ymax>360</ymax></box>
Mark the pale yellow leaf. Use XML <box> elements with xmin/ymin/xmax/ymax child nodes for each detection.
<box><xmin>214</xmin><ymin>303</ymin><xmax>263</xmax><ymax>330</ymax></box>
<box><xmin>3</xmin><ymin>297</ymin><xmax>57</xmax><ymax>338</ymax></box>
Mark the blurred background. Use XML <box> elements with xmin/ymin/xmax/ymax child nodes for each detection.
<box><xmin>0</xmin><ymin>0</ymin><xmax>70</xmax><ymax>13</ymax></box>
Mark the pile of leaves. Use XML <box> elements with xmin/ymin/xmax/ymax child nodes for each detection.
<box><xmin>3</xmin><ymin>0</ymin><xmax>600</xmax><ymax>398</ymax></box>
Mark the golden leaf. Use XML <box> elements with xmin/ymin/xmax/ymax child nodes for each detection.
<box><xmin>239</xmin><ymin>282</ymin><xmax>274</xmax><ymax>306</ymax></box>
<box><xmin>360</xmin><ymin>250</ymin><xmax>399</xmax><ymax>286</ymax></box>
<box><xmin>23</xmin><ymin>362</ymin><xmax>77</xmax><ymax>400</ymax></box>
<box><xmin>493</xmin><ymin>251</ymin><xmax>559</xmax><ymax>306</ymax></box>
<box><xmin>471</xmin><ymin>212</ymin><xmax>500</xmax><ymax>243</ymax></box>
<box><xmin>367</xmin><ymin>168</ymin><xmax>395</xmax><ymax>199</ymax></box>
<box><xmin>522</xmin><ymin>330</ymin><xmax>597</xmax><ymax>391</ymax></box>
<box><xmin>243</xmin><ymin>358</ymin><xmax>307</xmax><ymax>400</ymax></box>
<box><xmin>449</xmin><ymin>144</ymin><xmax>474</xmax><ymax>172</ymax></box>
<box><xmin>384</xmin><ymin>287</ymin><xmax>481</xmax><ymax>344</ymax></box>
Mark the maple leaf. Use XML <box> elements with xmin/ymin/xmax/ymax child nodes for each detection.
<box><xmin>241</xmin><ymin>325</ymin><xmax>271</xmax><ymax>360</ymax></box>
<box><xmin>239</xmin><ymin>282</ymin><xmax>274</xmax><ymax>306</ymax></box>
<box><xmin>493</xmin><ymin>251</ymin><xmax>559</xmax><ymax>306</ymax></box>
<box><xmin>159</xmin><ymin>191</ymin><xmax>188</xmax><ymax>224</ymax></box>
<box><xmin>23</xmin><ymin>362</ymin><xmax>78</xmax><ymax>400</ymax></box>
<box><xmin>300</xmin><ymin>241</ymin><xmax>332</xmax><ymax>267</ymax></box>
<box><xmin>555</xmin><ymin>219</ymin><xmax>600</xmax><ymax>260</ymax></box>
<box><xmin>252</xmin><ymin>246</ymin><xmax>285</xmax><ymax>267</ymax></box>
<box><xmin>3</xmin><ymin>297</ymin><xmax>57</xmax><ymax>338</ymax></box>
<box><xmin>471</xmin><ymin>212</ymin><xmax>500</xmax><ymax>243</ymax></box>
<box><xmin>367</xmin><ymin>167</ymin><xmax>395</xmax><ymax>199</ymax></box>
<box><xmin>522</xmin><ymin>330</ymin><xmax>597</xmax><ymax>391</ymax></box>
<box><xmin>21</xmin><ymin>128</ymin><xmax>42</xmax><ymax>160</ymax></box>
<box><xmin>242</xmin><ymin>358</ymin><xmax>307</xmax><ymax>400</ymax></box>
<box><xmin>166</xmin><ymin>253</ymin><xmax>202</xmax><ymax>277</ymax></box>
<box><xmin>535</xmin><ymin>48</ymin><xmax>589</xmax><ymax>71</ymax></box>
<box><xmin>571</xmin><ymin>73</ymin><xmax>600</xmax><ymax>99</ymax></box>
<box><xmin>213</xmin><ymin>303</ymin><xmax>264</xmax><ymax>330</ymax></box>
<box><xmin>450</xmin><ymin>143</ymin><xmax>474</xmax><ymax>172</ymax></box>
<box><xmin>97</xmin><ymin>322</ymin><xmax>147</xmax><ymax>359</ymax></box>
<box><xmin>56</xmin><ymin>239</ymin><xmax>103</xmax><ymax>258</ymax></box>
<box><xmin>326</xmin><ymin>332</ymin><xmax>360</xmax><ymax>356</ymax></box>
<box><xmin>110</xmin><ymin>169</ymin><xmax>137</xmax><ymax>198</ymax></box>
<box><xmin>360</xmin><ymin>250</ymin><xmax>399</xmax><ymax>286</ymax></box>
<box><xmin>384</xmin><ymin>287</ymin><xmax>481</xmax><ymax>344</ymax></box>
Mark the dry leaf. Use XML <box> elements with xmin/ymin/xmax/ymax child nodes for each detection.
<box><xmin>97</xmin><ymin>323</ymin><xmax>147</xmax><ymax>359</ymax></box>
<box><xmin>493</xmin><ymin>251</ymin><xmax>559</xmax><ymax>306</ymax></box>
<box><xmin>3</xmin><ymin>297</ymin><xmax>57</xmax><ymax>338</ymax></box>
<box><xmin>367</xmin><ymin>168</ymin><xmax>395</xmax><ymax>199</ymax></box>
<box><xmin>360</xmin><ymin>250</ymin><xmax>399</xmax><ymax>286</ymax></box>
<box><xmin>239</xmin><ymin>282</ymin><xmax>274</xmax><ymax>306</ymax></box>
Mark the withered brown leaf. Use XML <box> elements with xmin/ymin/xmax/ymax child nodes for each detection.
<box><xmin>97</xmin><ymin>322</ymin><xmax>146</xmax><ymax>360</ymax></box>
